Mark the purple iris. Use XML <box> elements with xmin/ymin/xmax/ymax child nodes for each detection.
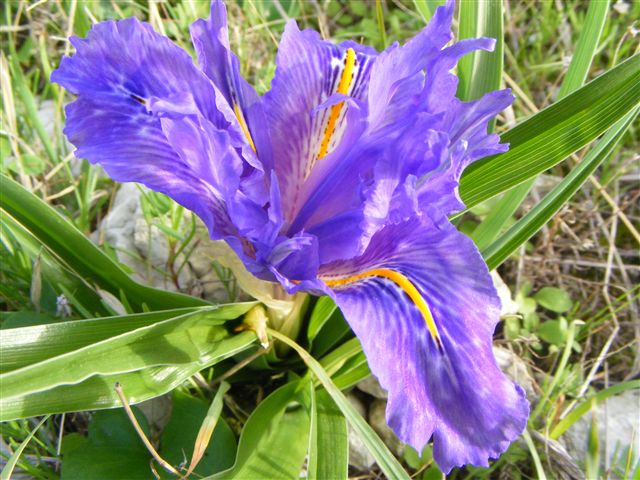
<box><xmin>52</xmin><ymin>0</ymin><xmax>529</xmax><ymax>472</ymax></box>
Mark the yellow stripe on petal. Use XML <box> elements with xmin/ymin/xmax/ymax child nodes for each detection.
<box><xmin>324</xmin><ymin>268</ymin><xmax>443</xmax><ymax>349</ymax></box>
<box><xmin>316</xmin><ymin>47</ymin><xmax>356</xmax><ymax>160</ymax></box>
<box><xmin>233</xmin><ymin>103</ymin><xmax>256</xmax><ymax>153</ymax></box>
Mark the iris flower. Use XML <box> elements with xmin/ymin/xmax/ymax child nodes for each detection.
<box><xmin>52</xmin><ymin>0</ymin><xmax>529</xmax><ymax>472</ymax></box>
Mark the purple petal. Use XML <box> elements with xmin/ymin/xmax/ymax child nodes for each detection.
<box><xmin>264</xmin><ymin>20</ymin><xmax>375</xmax><ymax>223</ymax></box>
<box><xmin>190</xmin><ymin>1</ymin><xmax>272</xmax><ymax>169</ymax></box>
<box><xmin>52</xmin><ymin>18</ymin><xmax>230</xmax><ymax>126</ymax></box>
<box><xmin>366</xmin><ymin>0</ymin><xmax>454</xmax><ymax>133</ymax></box>
<box><xmin>50</xmin><ymin>16</ymin><xmax>276</xmax><ymax>243</ymax></box>
<box><xmin>322</xmin><ymin>216</ymin><xmax>529</xmax><ymax>473</ymax></box>
<box><xmin>417</xmin><ymin>90</ymin><xmax>514</xmax><ymax>215</ymax></box>
<box><xmin>306</xmin><ymin>208</ymin><xmax>365</xmax><ymax>264</ymax></box>
<box><xmin>50</xmin><ymin>18</ymin><xmax>251</xmax><ymax>239</ymax></box>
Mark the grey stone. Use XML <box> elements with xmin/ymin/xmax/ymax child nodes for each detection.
<box><xmin>493</xmin><ymin>346</ymin><xmax>536</xmax><ymax>401</ymax></box>
<box><xmin>357</xmin><ymin>375</ymin><xmax>387</xmax><ymax>400</ymax></box>
<box><xmin>346</xmin><ymin>393</ymin><xmax>376</xmax><ymax>471</ymax></box>
<box><xmin>137</xmin><ymin>394</ymin><xmax>173</xmax><ymax>439</ymax></box>
<box><xmin>94</xmin><ymin>183</ymin><xmax>193</xmax><ymax>292</ymax></box>
<box><xmin>561</xmin><ymin>389</ymin><xmax>640</xmax><ymax>472</ymax></box>
<box><xmin>369</xmin><ymin>399</ymin><xmax>404</xmax><ymax>458</ymax></box>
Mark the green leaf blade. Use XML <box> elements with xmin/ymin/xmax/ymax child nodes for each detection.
<box><xmin>460</xmin><ymin>53</ymin><xmax>640</xmax><ymax>210</ymax></box>
<box><xmin>0</xmin><ymin>174</ymin><xmax>208</xmax><ymax>311</ymax></box>
<box><xmin>558</xmin><ymin>0</ymin><xmax>610</xmax><ymax>98</ymax></box>
<box><xmin>482</xmin><ymin>107</ymin><xmax>638</xmax><ymax>270</ymax></box>
<box><xmin>457</xmin><ymin>0</ymin><xmax>504</xmax><ymax>104</ymax></box>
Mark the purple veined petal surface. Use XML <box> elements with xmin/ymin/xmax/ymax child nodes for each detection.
<box><xmin>365</xmin><ymin>0</ymin><xmax>454</xmax><ymax>135</ymax></box>
<box><xmin>321</xmin><ymin>215</ymin><xmax>529</xmax><ymax>473</ymax></box>
<box><xmin>276</xmin><ymin>0</ymin><xmax>453</xmax><ymax>236</ymax></box>
<box><xmin>263</xmin><ymin>19</ymin><xmax>375</xmax><ymax>224</ymax></box>
<box><xmin>50</xmin><ymin>17</ymin><xmax>249</xmax><ymax>240</ymax></box>
<box><xmin>416</xmin><ymin>89</ymin><xmax>514</xmax><ymax>216</ymax></box>
<box><xmin>190</xmin><ymin>0</ymin><xmax>273</xmax><ymax>170</ymax></box>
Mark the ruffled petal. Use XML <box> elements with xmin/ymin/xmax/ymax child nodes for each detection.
<box><xmin>366</xmin><ymin>0</ymin><xmax>454</xmax><ymax>134</ymax></box>
<box><xmin>264</xmin><ymin>20</ymin><xmax>375</xmax><ymax>223</ymax></box>
<box><xmin>322</xmin><ymin>216</ymin><xmax>529</xmax><ymax>473</ymax></box>
<box><xmin>50</xmin><ymin>18</ymin><xmax>250</xmax><ymax>238</ymax></box>
<box><xmin>52</xmin><ymin>18</ymin><xmax>230</xmax><ymax>126</ymax></box>
<box><xmin>417</xmin><ymin>89</ymin><xmax>514</xmax><ymax>215</ymax></box>
<box><xmin>360</xmin><ymin>38</ymin><xmax>513</xmax><ymax>223</ymax></box>
<box><xmin>190</xmin><ymin>0</ymin><xmax>272</xmax><ymax>169</ymax></box>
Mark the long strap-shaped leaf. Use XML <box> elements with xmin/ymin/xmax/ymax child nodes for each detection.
<box><xmin>457</xmin><ymin>0</ymin><xmax>503</xmax><ymax>104</ymax></box>
<box><xmin>0</xmin><ymin>174</ymin><xmax>208</xmax><ymax>311</ymax></box>
<box><xmin>472</xmin><ymin>0</ymin><xmax>612</xmax><ymax>251</ymax></box>
<box><xmin>269</xmin><ymin>329</ymin><xmax>411</xmax><ymax>480</ymax></box>
<box><xmin>459</xmin><ymin>53</ymin><xmax>640</xmax><ymax>210</ymax></box>
<box><xmin>482</xmin><ymin>107</ymin><xmax>638</xmax><ymax>270</ymax></box>
<box><xmin>0</xmin><ymin>305</ymin><xmax>254</xmax><ymax>373</ymax></box>
<box><xmin>558</xmin><ymin>0</ymin><xmax>610</xmax><ymax>98</ymax></box>
<box><xmin>0</xmin><ymin>306</ymin><xmax>256</xmax><ymax>420</ymax></box>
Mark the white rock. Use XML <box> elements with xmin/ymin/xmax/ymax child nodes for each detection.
<box><xmin>493</xmin><ymin>346</ymin><xmax>536</xmax><ymax>400</ymax></box>
<box><xmin>561</xmin><ymin>389</ymin><xmax>640</xmax><ymax>471</ymax></box>
<box><xmin>491</xmin><ymin>271</ymin><xmax>519</xmax><ymax>317</ymax></box>
<box><xmin>187</xmin><ymin>239</ymin><xmax>251</xmax><ymax>303</ymax></box>
<box><xmin>346</xmin><ymin>393</ymin><xmax>376</xmax><ymax>471</ymax></box>
<box><xmin>94</xmin><ymin>183</ymin><xmax>192</xmax><ymax>292</ymax></box>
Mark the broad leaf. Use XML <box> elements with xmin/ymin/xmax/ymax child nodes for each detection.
<box><xmin>209</xmin><ymin>380</ymin><xmax>311</xmax><ymax>479</ymax></box>
<box><xmin>0</xmin><ymin>306</ymin><xmax>256</xmax><ymax>420</ymax></box>
<box><xmin>269</xmin><ymin>330</ymin><xmax>410</xmax><ymax>480</ymax></box>
<box><xmin>308</xmin><ymin>389</ymin><xmax>348</xmax><ymax>480</ymax></box>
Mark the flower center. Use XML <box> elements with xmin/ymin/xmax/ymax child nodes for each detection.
<box><xmin>323</xmin><ymin>268</ymin><xmax>443</xmax><ymax>350</ymax></box>
<box><xmin>316</xmin><ymin>47</ymin><xmax>356</xmax><ymax>160</ymax></box>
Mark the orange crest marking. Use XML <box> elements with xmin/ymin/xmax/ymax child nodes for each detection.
<box><xmin>316</xmin><ymin>47</ymin><xmax>356</xmax><ymax>160</ymax></box>
<box><xmin>324</xmin><ymin>268</ymin><xmax>443</xmax><ymax>349</ymax></box>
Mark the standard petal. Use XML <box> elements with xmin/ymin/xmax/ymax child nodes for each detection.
<box><xmin>52</xmin><ymin>18</ymin><xmax>230</xmax><ymax>125</ymax></box>
<box><xmin>366</xmin><ymin>0</ymin><xmax>454</xmax><ymax>133</ymax></box>
<box><xmin>190</xmin><ymin>0</ymin><xmax>272</xmax><ymax>168</ymax></box>
<box><xmin>416</xmin><ymin>89</ymin><xmax>514</xmax><ymax>215</ymax></box>
<box><xmin>264</xmin><ymin>20</ymin><xmax>375</xmax><ymax>222</ymax></box>
<box><xmin>322</xmin><ymin>216</ymin><xmax>529</xmax><ymax>473</ymax></box>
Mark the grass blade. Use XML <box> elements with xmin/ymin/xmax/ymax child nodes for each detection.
<box><xmin>482</xmin><ymin>107</ymin><xmax>638</xmax><ymax>270</ymax></box>
<box><xmin>475</xmin><ymin>0</ymin><xmax>613</xmax><ymax>257</ymax></box>
<box><xmin>558</xmin><ymin>0</ymin><xmax>610</xmax><ymax>98</ymax></box>
<box><xmin>550</xmin><ymin>380</ymin><xmax>640</xmax><ymax>440</ymax></box>
<box><xmin>0</xmin><ymin>173</ymin><xmax>208</xmax><ymax>311</ymax></box>
<box><xmin>269</xmin><ymin>328</ymin><xmax>410</xmax><ymax>480</ymax></box>
<box><xmin>185</xmin><ymin>381</ymin><xmax>231</xmax><ymax>477</ymax></box>
<box><xmin>471</xmin><ymin>181</ymin><xmax>531</xmax><ymax>251</ymax></box>
<box><xmin>459</xmin><ymin>53</ymin><xmax>640</xmax><ymax>210</ymax></box>
<box><xmin>412</xmin><ymin>0</ymin><xmax>443</xmax><ymax>23</ymax></box>
<box><xmin>457</xmin><ymin>0</ymin><xmax>503</xmax><ymax>103</ymax></box>
<box><xmin>0</xmin><ymin>415</ymin><xmax>50</xmax><ymax>480</ymax></box>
